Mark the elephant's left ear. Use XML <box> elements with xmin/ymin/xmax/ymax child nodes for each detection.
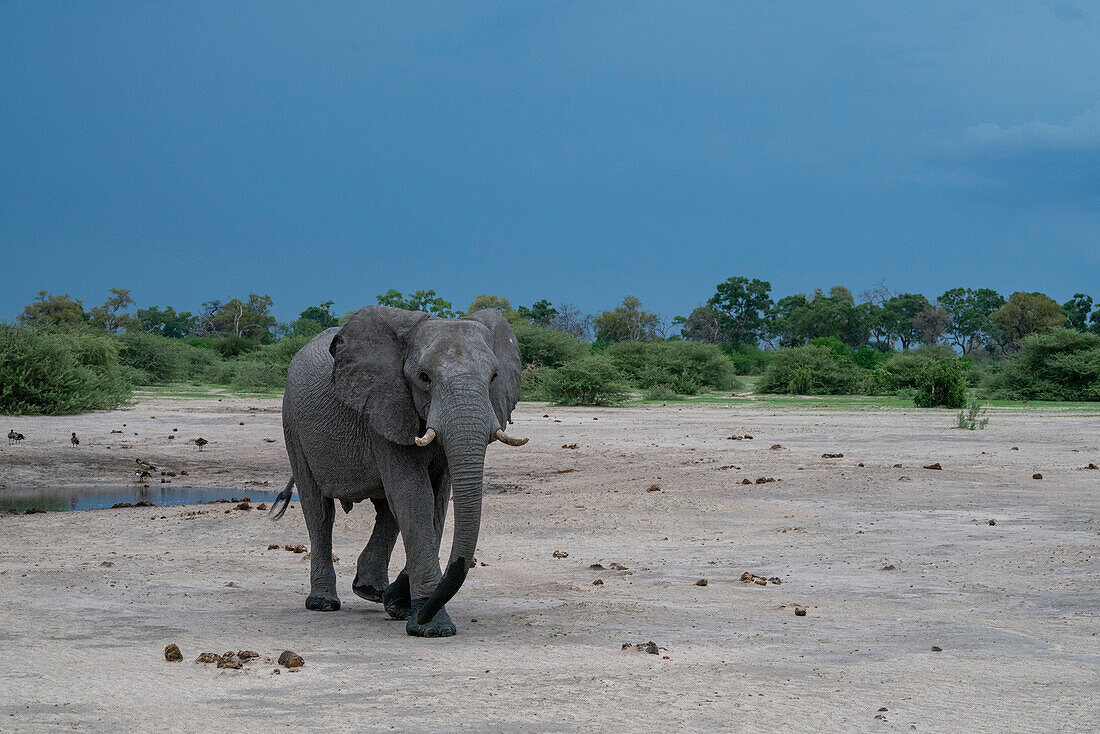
<box><xmin>464</xmin><ymin>309</ymin><xmax>522</xmax><ymax>427</ymax></box>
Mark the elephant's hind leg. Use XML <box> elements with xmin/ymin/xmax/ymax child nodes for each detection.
<box><xmin>294</xmin><ymin>460</ymin><xmax>340</xmax><ymax>611</ymax></box>
<box><xmin>353</xmin><ymin>497</ymin><xmax>399</xmax><ymax>604</ymax></box>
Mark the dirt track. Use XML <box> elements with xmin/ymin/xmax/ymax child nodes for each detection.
<box><xmin>1</xmin><ymin>397</ymin><xmax>1098</xmax><ymax>732</ymax></box>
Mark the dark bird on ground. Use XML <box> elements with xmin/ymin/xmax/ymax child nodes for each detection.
<box><xmin>8</xmin><ymin>430</ymin><xmax>24</xmax><ymax>445</ymax></box>
<box><xmin>136</xmin><ymin>458</ymin><xmax>157</xmax><ymax>472</ymax></box>
<box><xmin>192</xmin><ymin>437</ymin><xmax>209</xmax><ymax>451</ymax></box>
<box><xmin>70</xmin><ymin>432</ymin><xmax>80</xmax><ymax>447</ymax></box>
<box><xmin>134</xmin><ymin>469</ymin><xmax>152</xmax><ymax>481</ymax></box>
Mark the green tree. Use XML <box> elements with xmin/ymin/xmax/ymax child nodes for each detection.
<box><xmin>299</xmin><ymin>301</ymin><xmax>338</xmax><ymax>328</ymax></box>
<box><xmin>516</xmin><ymin>299</ymin><xmax>559</xmax><ymax>327</ymax></box>
<box><xmin>1062</xmin><ymin>294</ymin><xmax>1094</xmax><ymax>332</ymax></box>
<box><xmin>912</xmin><ymin>304</ymin><xmax>951</xmax><ymax>346</ymax></box>
<box><xmin>990</xmin><ymin>292</ymin><xmax>1066</xmax><ymax>353</ymax></box>
<box><xmin>201</xmin><ymin>294</ymin><xmax>277</xmax><ymax>341</ymax></box>
<box><xmin>376</xmin><ymin>289</ymin><xmax>455</xmax><ymax>317</ymax></box>
<box><xmin>134</xmin><ymin>305</ymin><xmax>197</xmax><ymax>338</ymax></box>
<box><xmin>466</xmin><ymin>294</ymin><xmax>518</xmax><ymax>319</ymax></box>
<box><xmin>18</xmin><ymin>291</ymin><xmax>86</xmax><ymax>327</ymax></box>
<box><xmin>706</xmin><ymin>276</ymin><xmax>774</xmax><ymax>347</ymax></box>
<box><xmin>676</xmin><ymin>304</ymin><xmax>730</xmax><ymax>344</ymax></box>
<box><xmin>88</xmin><ymin>288</ymin><xmax>135</xmax><ymax>334</ymax></box>
<box><xmin>593</xmin><ymin>296</ymin><xmax>661</xmax><ymax>343</ymax></box>
<box><xmin>881</xmin><ymin>293</ymin><xmax>930</xmax><ymax>349</ymax></box>
<box><xmin>938</xmin><ymin>288</ymin><xmax>1005</xmax><ymax>354</ymax></box>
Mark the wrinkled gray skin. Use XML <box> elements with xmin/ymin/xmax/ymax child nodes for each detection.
<box><xmin>280</xmin><ymin>305</ymin><xmax>521</xmax><ymax>637</ymax></box>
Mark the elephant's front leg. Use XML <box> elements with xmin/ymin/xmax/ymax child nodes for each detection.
<box><xmin>376</xmin><ymin>445</ymin><xmax>456</xmax><ymax>638</ymax></box>
<box><xmin>353</xmin><ymin>497</ymin><xmax>400</xmax><ymax>604</ymax></box>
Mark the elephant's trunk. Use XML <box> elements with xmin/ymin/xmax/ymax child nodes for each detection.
<box><xmin>415</xmin><ymin>389</ymin><xmax>492</xmax><ymax>625</ymax></box>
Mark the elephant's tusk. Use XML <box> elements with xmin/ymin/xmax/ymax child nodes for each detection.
<box><xmin>495</xmin><ymin>429</ymin><xmax>529</xmax><ymax>446</ymax></box>
<box><xmin>415</xmin><ymin>428</ymin><xmax>437</xmax><ymax>447</ymax></box>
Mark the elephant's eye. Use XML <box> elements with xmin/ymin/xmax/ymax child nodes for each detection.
<box><xmin>491</xmin><ymin>372</ymin><xmax>498</xmax><ymax>382</ymax></box>
<box><xmin>418</xmin><ymin>371</ymin><xmax>431</xmax><ymax>384</ymax></box>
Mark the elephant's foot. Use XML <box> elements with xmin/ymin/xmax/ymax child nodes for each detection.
<box><xmin>305</xmin><ymin>588</ymin><xmax>341</xmax><ymax>612</ymax></box>
<box><xmin>406</xmin><ymin>598</ymin><xmax>456</xmax><ymax>638</ymax></box>
<box><xmin>383</xmin><ymin>571</ymin><xmax>412</xmax><ymax>620</ymax></box>
<box><xmin>352</xmin><ymin>568</ymin><xmax>388</xmax><ymax>603</ymax></box>
<box><xmin>352</xmin><ymin>580</ymin><xmax>385</xmax><ymax>604</ymax></box>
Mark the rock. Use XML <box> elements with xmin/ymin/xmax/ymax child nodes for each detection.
<box><xmin>278</xmin><ymin>651</ymin><xmax>304</xmax><ymax>669</ymax></box>
<box><xmin>755</xmin><ymin>477</ymin><xmax>776</xmax><ymax>484</ymax></box>
<box><xmin>744</xmin><ymin>435</ymin><xmax>753</xmax><ymax>439</ymax></box>
<box><xmin>931</xmin><ymin>645</ymin><xmax>942</xmax><ymax>652</ymax></box>
<box><xmin>646</xmin><ymin>484</ymin><xmax>661</xmax><ymax>492</ymax></box>
<box><xmin>1032</xmin><ymin>473</ymin><xmax>1043</xmax><ymax>480</ymax></box>
<box><xmin>923</xmin><ymin>463</ymin><xmax>942</xmax><ymax>470</ymax></box>
<box><xmin>195</xmin><ymin>652</ymin><xmax>218</xmax><ymax>664</ymax></box>
<box><xmin>285</xmin><ymin>544</ymin><xmax>306</xmax><ymax>553</ymax></box>
<box><xmin>988</xmin><ymin>519</ymin><xmax>996</xmax><ymax>526</ymax></box>
<box><xmin>552</xmin><ymin>550</ymin><xmax>569</xmax><ymax>558</ymax></box>
<box><xmin>857</xmin><ymin>463</ymin><xmax>864</xmax><ymax>467</ymax></box>
<box><xmin>238</xmin><ymin>650</ymin><xmax>260</xmax><ymax>660</ymax></box>
<box><xmin>99</xmin><ymin>561</ymin><xmax>114</xmax><ymax>567</ymax></box>
<box><xmin>593</xmin><ymin>579</ymin><xmax>604</xmax><ymax>586</ymax></box>
<box><xmin>608</xmin><ymin>563</ymin><xmax>628</xmax><ymax>571</ymax></box>
<box><xmin>695</xmin><ymin>578</ymin><xmax>708</xmax><ymax>586</ymax></box>
<box><xmin>770</xmin><ymin>444</ymin><xmax>784</xmax><ymax>450</ymax></box>
<box><xmin>237</xmin><ymin>502</ymin><xmax>251</xmax><ymax>510</ymax></box>
<box><xmin>164</xmin><ymin>644</ymin><xmax>183</xmax><ymax>662</ymax></box>
<box><xmin>267</xmin><ymin>544</ymin><xmax>279</xmax><ymax>550</ymax></box>
<box><xmin>821</xmin><ymin>453</ymin><xmax>844</xmax><ymax>458</ymax></box>
<box><xmin>794</xmin><ymin>606</ymin><xmax>807</xmax><ymax>616</ymax></box>
<box><xmin>740</xmin><ymin>478</ymin><xmax>752</xmax><ymax>485</ymax></box>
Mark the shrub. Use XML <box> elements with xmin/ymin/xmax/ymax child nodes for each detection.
<box><xmin>756</xmin><ymin>345</ymin><xmax>860</xmax><ymax>395</ymax></box>
<box><xmin>986</xmin><ymin>330</ymin><xmax>1100</xmax><ymax>401</ymax></box>
<box><xmin>230</xmin><ymin>360</ymin><xmax>285</xmax><ymax>391</ymax></box>
<box><xmin>0</xmin><ymin>325</ymin><xmax>130</xmax><ymax>414</ymax></box>
<box><xmin>913</xmin><ymin>358</ymin><xmax>967</xmax><ymax>408</ymax></box>
<box><xmin>540</xmin><ymin>354</ymin><xmax>627</xmax><ymax>406</ymax></box>
<box><xmin>512</xmin><ymin>322</ymin><xmax>588</xmax><ymax>368</ymax></box>
<box><xmin>643</xmin><ymin>384</ymin><xmax>679</xmax><ymax>401</ymax></box>
<box><xmin>606</xmin><ymin>341</ymin><xmax>739</xmax><ymax>395</ymax></box>
<box><xmin>726</xmin><ymin>344</ymin><xmax>771</xmax><ymax>375</ymax></box>
<box><xmin>118</xmin><ymin>332</ymin><xmax>220</xmax><ymax>384</ymax></box>
<box><xmin>879</xmin><ymin>345</ymin><xmax>959</xmax><ymax>392</ymax></box>
<box><xmin>212</xmin><ymin>336</ymin><xmax>259</xmax><ymax>358</ymax></box>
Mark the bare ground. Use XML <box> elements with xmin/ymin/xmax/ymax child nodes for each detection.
<box><xmin>1</xmin><ymin>397</ymin><xmax>1098</xmax><ymax>733</ymax></box>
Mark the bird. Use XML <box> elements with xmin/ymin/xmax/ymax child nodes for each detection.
<box><xmin>134</xmin><ymin>469</ymin><xmax>152</xmax><ymax>482</ymax></box>
<box><xmin>13</xmin><ymin>432</ymin><xmax>24</xmax><ymax>444</ymax></box>
<box><xmin>70</xmin><ymin>432</ymin><xmax>80</xmax><ymax>448</ymax></box>
<box><xmin>192</xmin><ymin>437</ymin><xmax>209</xmax><ymax>451</ymax></box>
<box><xmin>8</xmin><ymin>430</ymin><xmax>17</xmax><ymax>445</ymax></box>
<box><xmin>135</xmin><ymin>458</ymin><xmax>157</xmax><ymax>472</ymax></box>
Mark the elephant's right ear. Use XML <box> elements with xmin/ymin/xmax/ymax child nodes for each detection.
<box><xmin>330</xmin><ymin>305</ymin><xmax>429</xmax><ymax>445</ymax></box>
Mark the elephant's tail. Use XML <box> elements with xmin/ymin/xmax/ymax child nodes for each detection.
<box><xmin>268</xmin><ymin>477</ymin><xmax>295</xmax><ymax>521</ymax></box>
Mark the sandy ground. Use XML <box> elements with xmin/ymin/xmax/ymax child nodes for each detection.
<box><xmin>1</xmin><ymin>396</ymin><xmax>1098</xmax><ymax>733</ymax></box>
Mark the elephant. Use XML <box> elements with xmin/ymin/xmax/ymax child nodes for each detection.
<box><xmin>271</xmin><ymin>305</ymin><xmax>528</xmax><ymax>637</ymax></box>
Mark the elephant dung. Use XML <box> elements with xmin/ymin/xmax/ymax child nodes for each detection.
<box><xmin>164</xmin><ymin>644</ymin><xmax>183</xmax><ymax>662</ymax></box>
<box><xmin>278</xmin><ymin>651</ymin><xmax>305</xmax><ymax>669</ymax></box>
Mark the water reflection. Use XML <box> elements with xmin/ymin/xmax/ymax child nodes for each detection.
<box><xmin>0</xmin><ymin>485</ymin><xmax>294</xmax><ymax>513</ymax></box>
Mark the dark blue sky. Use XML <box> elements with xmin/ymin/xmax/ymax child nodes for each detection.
<box><xmin>2</xmin><ymin>2</ymin><xmax>1097</xmax><ymax>324</ymax></box>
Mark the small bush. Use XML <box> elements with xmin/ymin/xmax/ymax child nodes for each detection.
<box><xmin>118</xmin><ymin>332</ymin><xmax>220</xmax><ymax>384</ymax></box>
<box><xmin>986</xmin><ymin>330</ymin><xmax>1100</xmax><ymax>401</ymax></box>
<box><xmin>956</xmin><ymin>399</ymin><xmax>990</xmax><ymax>430</ymax></box>
<box><xmin>756</xmin><ymin>345</ymin><xmax>860</xmax><ymax>395</ymax></box>
<box><xmin>913</xmin><ymin>358</ymin><xmax>967</xmax><ymax>408</ymax></box>
<box><xmin>512</xmin><ymin>322</ymin><xmax>588</xmax><ymax>368</ymax></box>
<box><xmin>540</xmin><ymin>354</ymin><xmax>627</xmax><ymax>406</ymax></box>
<box><xmin>643</xmin><ymin>384</ymin><xmax>679</xmax><ymax>401</ymax></box>
<box><xmin>0</xmin><ymin>326</ymin><xmax>131</xmax><ymax>414</ymax></box>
